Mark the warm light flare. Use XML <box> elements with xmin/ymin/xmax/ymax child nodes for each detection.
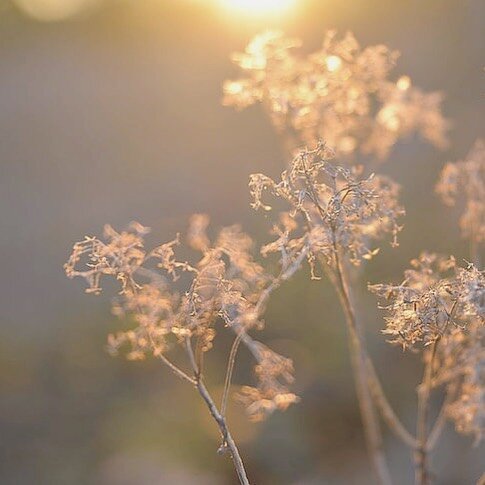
<box><xmin>220</xmin><ymin>0</ymin><xmax>296</xmax><ymax>15</ymax></box>
<box><xmin>325</xmin><ymin>55</ymin><xmax>343</xmax><ymax>72</ymax></box>
<box><xmin>396</xmin><ymin>75</ymin><xmax>411</xmax><ymax>91</ymax></box>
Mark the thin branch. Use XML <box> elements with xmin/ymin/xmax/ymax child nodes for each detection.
<box><xmin>196</xmin><ymin>377</ymin><xmax>250</xmax><ymax>485</ymax></box>
<box><xmin>331</xmin><ymin>250</ymin><xmax>392</xmax><ymax>485</ymax></box>
<box><xmin>426</xmin><ymin>382</ymin><xmax>458</xmax><ymax>451</ymax></box>
<box><xmin>366</xmin><ymin>357</ymin><xmax>417</xmax><ymax>448</ymax></box>
<box><xmin>126</xmin><ymin>280</ymin><xmax>196</xmax><ymax>385</ymax></box>
<box><xmin>415</xmin><ymin>340</ymin><xmax>438</xmax><ymax>485</ymax></box>
<box><xmin>415</xmin><ymin>296</ymin><xmax>460</xmax><ymax>484</ymax></box>
<box><xmin>221</xmin><ymin>332</ymin><xmax>244</xmax><ymax>417</ymax></box>
<box><xmin>156</xmin><ymin>353</ymin><xmax>196</xmax><ymax>385</ymax></box>
<box><xmin>185</xmin><ymin>337</ymin><xmax>251</xmax><ymax>485</ymax></box>
<box><xmin>185</xmin><ymin>336</ymin><xmax>199</xmax><ymax>376</ymax></box>
<box><xmin>220</xmin><ymin>275</ymin><xmax>283</xmax><ymax>418</ymax></box>
<box><xmin>300</xmin><ymin>154</ymin><xmax>393</xmax><ymax>483</ymax></box>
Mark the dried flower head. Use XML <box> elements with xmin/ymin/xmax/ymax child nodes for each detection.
<box><xmin>436</xmin><ymin>139</ymin><xmax>485</xmax><ymax>244</ymax></box>
<box><xmin>370</xmin><ymin>253</ymin><xmax>484</xmax><ymax>441</ymax></box>
<box><xmin>434</xmin><ymin>321</ymin><xmax>484</xmax><ymax>443</ymax></box>
<box><xmin>64</xmin><ymin>221</ymin><xmax>150</xmax><ymax>295</ymax></box>
<box><xmin>250</xmin><ymin>142</ymin><xmax>404</xmax><ymax>275</ymax></box>
<box><xmin>236</xmin><ymin>342</ymin><xmax>300</xmax><ymax>422</ymax></box>
<box><xmin>224</xmin><ymin>30</ymin><xmax>448</xmax><ymax>161</ymax></box>
<box><xmin>65</xmin><ymin>216</ymin><xmax>298</xmax><ymax>419</ymax></box>
<box><xmin>369</xmin><ymin>253</ymin><xmax>484</xmax><ymax>350</ymax></box>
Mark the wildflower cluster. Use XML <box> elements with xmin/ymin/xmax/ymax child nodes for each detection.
<box><xmin>64</xmin><ymin>29</ymin><xmax>483</xmax><ymax>483</ymax></box>
<box><xmin>236</xmin><ymin>341</ymin><xmax>298</xmax><ymax>422</ymax></box>
<box><xmin>224</xmin><ymin>31</ymin><xmax>448</xmax><ymax>160</ymax></box>
<box><xmin>370</xmin><ymin>252</ymin><xmax>484</xmax><ymax>441</ymax></box>
<box><xmin>369</xmin><ymin>253</ymin><xmax>484</xmax><ymax>349</ymax></box>
<box><xmin>436</xmin><ymin>139</ymin><xmax>485</xmax><ymax>245</ymax></box>
<box><xmin>249</xmin><ymin>143</ymin><xmax>404</xmax><ymax>273</ymax></box>
<box><xmin>65</xmin><ymin>216</ymin><xmax>298</xmax><ymax>419</ymax></box>
<box><xmin>436</xmin><ymin>320</ymin><xmax>484</xmax><ymax>442</ymax></box>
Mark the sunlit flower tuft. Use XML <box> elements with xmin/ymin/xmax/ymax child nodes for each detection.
<box><xmin>224</xmin><ymin>30</ymin><xmax>449</xmax><ymax>161</ymax></box>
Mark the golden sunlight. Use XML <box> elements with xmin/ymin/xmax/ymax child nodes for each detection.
<box><xmin>220</xmin><ymin>0</ymin><xmax>296</xmax><ymax>15</ymax></box>
<box><xmin>325</xmin><ymin>55</ymin><xmax>342</xmax><ymax>72</ymax></box>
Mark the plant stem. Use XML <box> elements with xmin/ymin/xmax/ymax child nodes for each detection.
<box><xmin>185</xmin><ymin>338</ymin><xmax>251</xmax><ymax>485</ymax></box>
<box><xmin>415</xmin><ymin>343</ymin><xmax>436</xmax><ymax>485</ymax></box>
<box><xmin>426</xmin><ymin>381</ymin><xmax>458</xmax><ymax>451</ymax></box>
<box><xmin>366</xmin><ymin>357</ymin><xmax>417</xmax><ymax>448</ymax></box>
<box><xmin>331</xmin><ymin>251</ymin><xmax>392</xmax><ymax>485</ymax></box>
<box><xmin>128</xmin><ymin>274</ymin><xmax>250</xmax><ymax>483</ymax></box>
<box><xmin>221</xmin><ymin>333</ymin><xmax>244</xmax><ymax>417</ymax></box>
<box><xmin>196</xmin><ymin>378</ymin><xmax>251</xmax><ymax>485</ymax></box>
<box><xmin>221</xmin><ymin>274</ymin><xmax>284</xmax><ymax>417</ymax></box>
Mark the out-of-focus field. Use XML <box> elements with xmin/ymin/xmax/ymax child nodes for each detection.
<box><xmin>0</xmin><ymin>1</ymin><xmax>483</xmax><ymax>483</ymax></box>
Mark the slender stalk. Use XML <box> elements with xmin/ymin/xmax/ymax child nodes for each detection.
<box><xmin>299</xmin><ymin>155</ymin><xmax>396</xmax><ymax>482</ymax></box>
<box><xmin>366</xmin><ymin>357</ymin><xmax>417</xmax><ymax>448</ymax></box>
<box><xmin>221</xmin><ymin>275</ymin><xmax>283</xmax><ymax>417</ymax></box>
<box><xmin>221</xmin><ymin>333</ymin><xmax>244</xmax><ymax>417</ymax></box>
<box><xmin>127</xmin><ymin>280</ymin><xmax>196</xmax><ymax>386</ymax></box>
<box><xmin>196</xmin><ymin>378</ymin><xmax>251</xmax><ymax>485</ymax></box>
<box><xmin>416</xmin><ymin>296</ymin><xmax>459</xmax><ymax>470</ymax></box>
<box><xmin>415</xmin><ymin>341</ymin><xmax>439</xmax><ymax>485</ymax></box>
<box><xmin>157</xmin><ymin>353</ymin><xmax>196</xmax><ymax>385</ymax></box>
<box><xmin>331</xmin><ymin>251</ymin><xmax>392</xmax><ymax>485</ymax></box>
<box><xmin>185</xmin><ymin>337</ymin><xmax>251</xmax><ymax>485</ymax></box>
<box><xmin>426</xmin><ymin>382</ymin><xmax>458</xmax><ymax>451</ymax></box>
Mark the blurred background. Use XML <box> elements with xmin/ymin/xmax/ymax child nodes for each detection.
<box><xmin>0</xmin><ymin>0</ymin><xmax>484</xmax><ymax>483</ymax></box>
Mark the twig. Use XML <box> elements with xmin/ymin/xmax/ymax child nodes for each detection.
<box><xmin>221</xmin><ymin>333</ymin><xmax>244</xmax><ymax>417</ymax></box>
<box><xmin>126</xmin><ymin>280</ymin><xmax>196</xmax><ymax>386</ymax></box>
<box><xmin>299</xmin><ymin>154</ymin><xmax>393</xmax><ymax>483</ymax></box>
<box><xmin>220</xmin><ymin>275</ymin><xmax>283</xmax><ymax>418</ymax></box>
<box><xmin>185</xmin><ymin>337</ymin><xmax>251</xmax><ymax>485</ymax></box>
<box><xmin>415</xmin><ymin>340</ymin><xmax>439</xmax><ymax>485</ymax></box>
<box><xmin>157</xmin><ymin>353</ymin><xmax>196</xmax><ymax>385</ymax></box>
<box><xmin>366</xmin><ymin>357</ymin><xmax>417</xmax><ymax>448</ymax></box>
<box><xmin>426</xmin><ymin>382</ymin><xmax>458</xmax><ymax>451</ymax></box>
<box><xmin>331</xmin><ymin>249</ymin><xmax>392</xmax><ymax>485</ymax></box>
<box><xmin>196</xmin><ymin>377</ymin><xmax>250</xmax><ymax>485</ymax></box>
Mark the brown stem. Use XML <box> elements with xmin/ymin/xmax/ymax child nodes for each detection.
<box><xmin>220</xmin><ymin>274</ymin><xmax>283</xmax><ymax>418</ymax></box>
<box><xmin>416</xmin><ymin>296</ymin><xmax>459</xmax><ymax>478</ymax></box>
<box><xmin>128</xmin><ymin>281</ymin><xmax>249</xmax><ymax>482</ymax></box>
<box><xmin>157</xmin><ymin>353</ymin><xmax>196</xmax><ymax>385</ymax></box>
<box><xmin>299</xmin><ymin>155</ymin><xmax>396</xmax><ymax>482</ymax></box>
<box><xmin>332</xmin><ymin>251</ymin><xmax>392</xmax><ymax>485</ymax></box>
<box><xmin>426</xmin><ymin>381</ymin><xmax>458</xmax><ymax>451</ymax></box>
<box><xmin>196</xmin><ymin>378</ymin><xmax>251</xmax><ymax>485</ymax></box>
<box><xmin>221</xmin><ymin>332</ymin><xmax>244</xmax><ymax>417</ymax></box>
<box><xmin>415</xmin><ymin>341</ymin><xmax>438</xmax><ymax>485</ymax></box>
<box><xmin>185</xmin><ymin>338</ymin><xmax>251</xmax><ymax>485</ymax></box>
<box><xmin>366</xmin><ymin>357</ymin><xmax>417</xmax><ymax>448</ymax></box>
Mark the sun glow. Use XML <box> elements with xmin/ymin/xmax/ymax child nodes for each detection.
<box><xmin>220</xmin><ymin>0</ymin><xmax>296</xmax><ymax>15</ymax></box>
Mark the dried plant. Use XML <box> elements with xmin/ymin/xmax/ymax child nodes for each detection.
<box><xmin>436</xmin><ymin>139</ymin><xmax>485</xmax><ymax>263</ymax></box>
<box><xmin>224</xmin><ymin>30</ymin><xmax>448</xmax><ymax>161</ymax></box>
<box><xmin>249</xmin><ymin>142</ymin><xmax>404</xmax><ymax>269</ymax></box>
<box><xmin>63</xmin><ymin>30</ymin><xmax>484</xmax><ymax>485</ymax></box>
<box><xmin>370</xmin><ymin>253</ymin><xmax>484</xmax><ymax>482</ymax></box>
<box><xmin>65</xmin><ymin>216</ymin><xmax>300</xmax><ymax>484</ymax></box>
<box><xmin>249</xmin><ymin>141</ymin><xmax>409</xmax><ymax>483</ymax></box>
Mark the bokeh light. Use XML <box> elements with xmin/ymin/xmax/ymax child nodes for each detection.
<box><xmin>219</xmin><ymin>0</ymin><xmax>296</xmax><ymax>16</ymax></box>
